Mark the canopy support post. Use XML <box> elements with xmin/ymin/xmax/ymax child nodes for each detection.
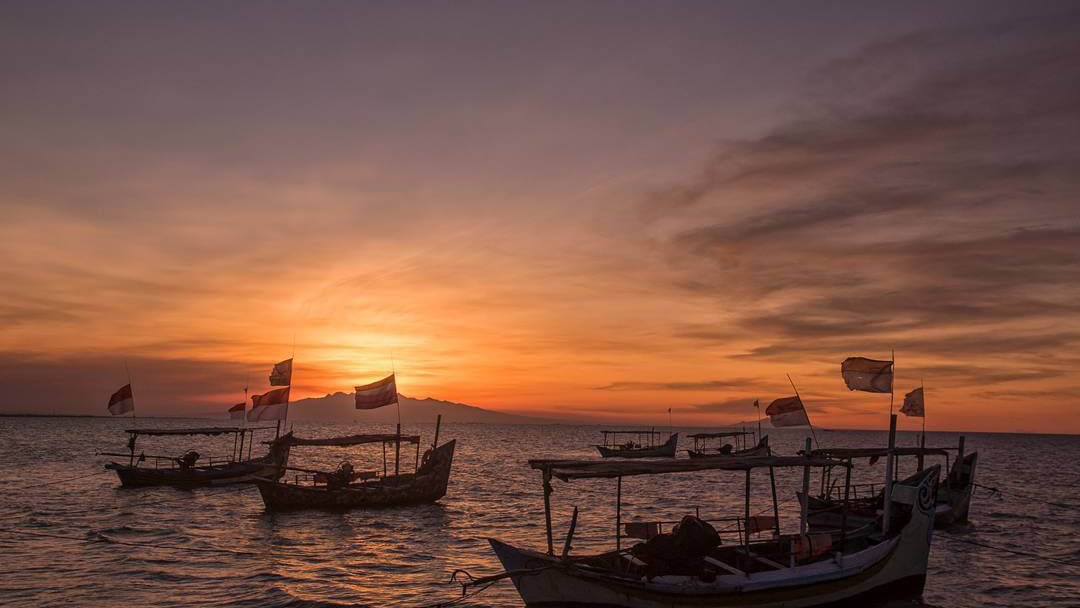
<box><xmin>615</xmin><ymin>476</ymin><xmax>623</xmax><ymax>551</ymax></box>
<box><xmin>882</xmin><ymin>414</ymin><xmax>897</xmax><ymax>536</ymax></box>
<box><xmin>800</xmin><ymin>437</ymin><xmax>811</xmax><ymax>534</ymax></box>
<box><xmin>432</xmin><ymin>414</ymin><xmax>442</xmax><ymax>450</ymax></box>
<box><xmin>841</xmin><ymin>457</ymin><xmax>852</xmax><ymax>551</ymax></box>
<box><xmin>743</xmin><ymin>468</ymin><xmax>752</xmax><ymax>555</ymax></box>
<box><xmin>543</xmin><ymin>470</ymin><xmax>554</xmax><ymax>556</ymax></box>
<box><xmin>768</xmin><ymin>465</ymin><xmax>780</xmax><ymax>538</ymax></box>
<box><xmin>383</xmin><ymin>440</ymin><xmax>388</xmax><ymax>477</ymax></box>
<box><xmin>394</xmin><ymin>423</ymin><xmax>401</xmax><ymax>476</ymax></box>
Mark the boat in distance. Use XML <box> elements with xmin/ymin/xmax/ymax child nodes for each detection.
<box><xmin>483</xmin><ymin>453</ymin><xmax>939</xmax><ymax>608</ymax></box>
<box><xmin>101</xmin><ymin>426</ymin><xmax>290</xmax><ymax>488</ymax></box>
<box><xmin>686</xmin><ymin>432</ymin><xmax>770</xmax><ymax>459</ymax></box>
<box><xmin>596</xmin><ymin>430</ymin><xmax>679</xmax><ymax>458</ymax></box>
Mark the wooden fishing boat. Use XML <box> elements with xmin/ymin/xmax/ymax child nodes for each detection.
<box><xmin>686</xmin><ymin>431</ymin><xmax>770</xmax><ymax>459</ymax></box>
<box><xmin>802</xmin><ymin>436</ymin><xmax>978</xmax><ymax>528</ymax></box>
<box><xmin>254</xmin><ymin>417</ymin><xmax>455</xmax><ymax>511</ymax></box>
<box><xmin>101</xmin><ymin>426</ymin><xmax>290</xmax><ymax>488</ymax></box>
<box><xmin>596</xmin><ymin>430</ymin><xmax>679</xmax><ymax>458</ymax></box>
<box><xmin>478</xmin><ymin>448</ymin><xmax>940</xmax><ymax>608</ymax></box>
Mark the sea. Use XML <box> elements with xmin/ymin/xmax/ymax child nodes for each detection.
<box><xmin>0</xmin><ymin>416</ymin><xmax>1077</xmax><ymax>607</ymax></box>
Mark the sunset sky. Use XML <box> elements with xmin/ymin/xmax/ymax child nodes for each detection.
<box><xmin>2</xmin><ymin>2</ymin><xmax>1078</xmax><ymax>433</ymax></box>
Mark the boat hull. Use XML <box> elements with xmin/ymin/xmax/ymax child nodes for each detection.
<box><xmin>597</xmin><ymin>434</ymin><xmax>678</xmax><ymax>459</ymax></box>
<box><xmin>105</xmin><ymin>444</ymin><xmax>290</xmax><ymax>488</ymax></box>
<box><xmin>254</xmin><ymin>440</ymin><xmax>455</xmax><ymax>511</ymax></box>
<box><xmin>490</xmin><ymin>468</ymin><xmax>936</xmax><ymax>608</ymax></box>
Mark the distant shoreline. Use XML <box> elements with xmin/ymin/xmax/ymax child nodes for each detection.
<box><xmin>0</xmin><ymin>413</ymin><xmax>1076</xmax><ymax>436</ymax></box>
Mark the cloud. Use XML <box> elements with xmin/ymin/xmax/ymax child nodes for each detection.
<box><xmin>641</xmin><ymin>13</ymin><xmax>1080</xmax><ymax>398</ymax></box>
<box><xmin>594</xmin><ymin>378</ymin><xmax>760</xmax><ymax>391</ymax></box>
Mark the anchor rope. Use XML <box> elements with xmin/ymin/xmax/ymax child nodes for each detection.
<box><xmin>938</xmin><ymin>535</ymin><xmax>1079</xmax><ymax>567</ymax></box>
<box><xmin>4</xmin><ymin>469</ymin><xmax>111</xmax><ymax>490</ymax></box>
<box><xmin>0</xmin><ymin>527</ymin><xmax>259</xmax><ymax>556</ymax></box>
<box><xmin>972</xmin><ymin>482</ymin><xmax>1074</xmax><ymax>510</ymax></box>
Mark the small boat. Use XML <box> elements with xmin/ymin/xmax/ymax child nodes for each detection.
<box><xmin>254</xmin><ymin>416</ymin><xmax>455</xmax><ymax>511</ymax></box>
<box><xmin>596</xmin><ymin>430</ymin><xmax>679</xmax><ymax>458</ymax></box>
<box><xmin>478</xmin><ymin>450</ymin><xmax>939</xmax><ymax>608</ymax></box>
<box><xmin>801</xmin><ymin>436</ymin><xmax>978</xmax><ymax>528</ymax></box>
<box><xmin>686</xmin><ymin>431</ymin><xmax>770</xmax><ymax>458</ymax></box>
<box><xmin>101</xmin><ymin>426</ymin><xmax>290</xmax><ymax>488</ymax></box>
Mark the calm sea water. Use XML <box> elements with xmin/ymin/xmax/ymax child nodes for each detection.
<box><xmin>0</xmin><ymin>417</ymin><xmax>1077</xmax><ymax>607</ymax></box>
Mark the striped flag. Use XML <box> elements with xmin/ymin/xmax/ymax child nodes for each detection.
<box><xmin>355</xmin><ymin>374</ymin><xmax>398</xmax><ymax>410</ymax></box>
<box><xmin>900</xmin><ymin>387</ymin><xmax>925</xmax><ymax>417</ymax></box>
<box><xmin>765</xmin><ymin>396</ymin><xmax>810</xmax><ymax>427</ymax></box>
<box><xmin>841</xmin><ymin>357</ymin><xmax>894</xmax><ymax>393</ymax></box>
<box><xmin>228</xmin><ymin>402</ymin><xmax>246</xmax><ymax>420</ymax></box>
<box><xmin>107</xmin><ymin>384</ymin><xmax>134</xmax><ymax>416</ymax></box>
<box><xmin>248</xmin><ymin>387</ymin><xmax>289</xmax><ymax>422</ymax></box>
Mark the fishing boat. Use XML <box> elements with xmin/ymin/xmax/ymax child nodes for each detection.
<box><xmin>101</xmin><ymin>426</ymin><xmax>290</xmax><ymax>488</ymax></box>
<box><xmin>686</xmin><ymin>431</ymin><xmax>770</xmax><ymax>458</ymax></box>
<box><xmin>596</xmin><ymin>430</ymin><xmax>679</xmax><ymax>458</ymax></box>
<box><xmin>254</xmin><ymin>416</ymin><xmax>455</xmax><ymax>511</ymax></box>
<box><xmin>477</xmin><ymin>448</ymin><xmax>939</xmax><ymax>608</ymax></box>
<box><xmin>801</xmin><ymin>436</ymin><xmax>977</xmax><ymax>528</ymax></box>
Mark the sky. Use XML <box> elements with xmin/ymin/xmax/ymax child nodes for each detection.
<box><xmin>1</xmin><ymin>1</ymin><xmax>1078</xmax><ymax>433</ymax></box>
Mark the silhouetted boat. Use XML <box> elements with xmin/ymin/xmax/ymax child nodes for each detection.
<box><xmin>478</xmin><ymin>451</ymin><xmax>939</xmax><ymax>608</ymax></box>
<box><xmin>101</xmin><ymin>426</ymin><xmax>290</xmax><ymax>488</ymax></box>
<box><xmin>596</xmin><ymin>429</ymin><xmax>678</xmax><ymax>458</ymax></box>
<box><xmin>254</xmin><ymin>416</ymin><xmax>455</xmax><ymax>511</ymax></box>
<box><xmin>800</xmin><ymin>436</ymin><xmax>978</xmax><ymax>528</ymax></box>
<box><xmin>686</xmin><ymin>431</ymin><xmax>770</xmax><ymax>458</ymax></box>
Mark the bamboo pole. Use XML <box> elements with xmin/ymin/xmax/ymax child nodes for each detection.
<box><xmin>562</xmin><ymin>506</ymin><xmax>578</xmax><ymax>560</ymax></box>
<box><xmin>800</xmin><ymin>437</ymin><xmax>811</xmax><ymax>534</ymax></box>
<box><xmin>743</xmin><ymin>469</ymin><xmax>752</xmax><ymax>555</ymax></box>
<box><xmin>882</xmin><ymin>414</ymin><xmax>897</xmax><ymax>535</ymax></box>
<box><xmin>394</xmin><ymin>423</ymin><xmax>401</xmax><ymax>476</ymax></box>
<box><xmin>768</xmin><ymin>465</ymin><xmax>780</xmax><ymax>538</ymax></box>
<box><xmin>543</xmin><ymin>470</ymin><xmax>554</xmax><ymax>555</ymax></box>
<box><xmin>615</xmin><ymin>476</ymin><xmax>623</xmax><ymax>551</ymax></box>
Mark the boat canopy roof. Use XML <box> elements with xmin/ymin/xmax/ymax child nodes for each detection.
<box><xmin>601</xmin><ymin>429</ymin><xmax>665</xmax><ymax>435</ymax></box>
<box><xmin>805</xmin><ymin>447</ymin><xmax>950</xmax><ymax>459</ymax></box>
<box><xmin>688</xmin><ymin>431</ymin><xmax>754</xmax><ymax>439</ymax></box>
<box><xmin>280</xmin><ymin>433</ymin><xmax>421</xmax><ymax>447</ymax></box>
<box><xmin>529</xmin><ymin>455</ymin><xmax>848</xmax><ymax>481</ymax></box>
<box><xmin>124</xmin><ymin>426</ymin><xmax>275</xmax><ymax>436</ymax></box>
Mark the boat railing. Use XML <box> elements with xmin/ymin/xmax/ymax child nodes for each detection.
<box><xmin>99</xmin><ymin>451</ymin><xmax>242</xmax><ymax>469</ymax></box>
<box><xmin>622</xmin><ymin>514</ymin><xmax>779</xmax><ymax>548</ymax></box>
<box><xmin>825</xmin><ymin>482</ymin><xmax>882</xmax><ymax>502</ymax></box>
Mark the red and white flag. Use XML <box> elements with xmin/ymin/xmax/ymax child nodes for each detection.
<box><xmin>355</xmin><ymin>374</ymin><xmax>398</xmax><ymax>410</ymax></box>
<box><xmin>841</xmin><ymin>357</ymin><xmax>894</xmax><ymax>393</ymax></box>
<box><xmin>900</xmin><ymin>387</ymin><xmax>925</xmax><ymax>417</ymax></box>
<box><xmin>248</xmin><ymin>387</ymin><xmax>289</xmax><ymax>422</ymax></box>
<box><xmin>765</xmin><ymin>396</ymin><xmax>810</xmax><ymax>427</ymax></box>
<box><xmin>269</xmin><ymin>358</ymin><xmax>292</xmax><ymax>386</ymax></box>
<box><xmin>228</xmin><ymin>402</ymin><xmax>246</xmax><ymax>420</ymax></box>
<box><xmin>107</xmin><ymin>384</ymin><xmax>134</xmax><ymax>416</ymax></box>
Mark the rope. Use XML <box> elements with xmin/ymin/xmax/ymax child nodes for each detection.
<box><xmin>4</xmin><ymin>469</ymin><xmax>111</xmax><ymax>490</ymax></box>
<box><xmin>973</xmin><ymin>483</ymin><xmax>1074</xmax><ymax>510</ymax></box>
<box><xmin>0</xmin><ymin>528</ymin><xmax>259</xmax><ymax>556</ymax></box>
<box><xmin>939</xmin><ymin>535</ymin><xmax>1079</xmax><ymax>567</ymax></box>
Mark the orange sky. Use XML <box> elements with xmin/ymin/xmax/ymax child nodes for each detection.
<box><xmin>1</xmin><ymin>4</ymin><xmax>1078</xmax><ymax>433</ymax></box>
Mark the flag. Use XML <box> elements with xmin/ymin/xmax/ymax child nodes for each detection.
<box><xmin>355</xmin><ymin>374</ymin><xmax>398</xmax><ymax>410</ymax></box>
<box><xmin>841</xmin><ymin>357</ymin><xmax>893</xmax><ymax>393</ymax></box>
<box><xmin>248</xmin><ymin>387</ymin><xmax>289</xmax><ymax>421</ymax></box>
<box><xmin>107</xmin><ymin>384</ymin><xmax>134</xmax><ymax>416</ymax></box>
<box><xmin>228</xmin><ymin>402</ymin><xmax>246</xmax><ymax>420</ymax></box>
<box><xmin>753</xmin><ymin>399</ymin><xmax>759</xmax><ymax>409</ymax></box>
<box><xmin>269</xmin><ymin>358</ymin><xmax>292</xmax><ymax>386</ymax></box>
<box><xmin>765</xmin><ymin>396</ymin><xmax>810</xmax><ymax>427</ymax></box>
<box><xmin>900</xmin><ymin>387</ymin><xmax>925</xmax><ymax>417</ymax></box>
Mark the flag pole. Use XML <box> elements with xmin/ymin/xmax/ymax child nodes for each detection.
<box><xmin>890</xmin><ymin>349</ymin><xmax>895</xmax><ymax>417</ymax></box>
<box><xmin>787</xmin><ymin>373</ymin><xmax>818</xmax><ymax>447</ymax></box>
<box><xmin>124</xmin><ymin>360</ymin><xmax>135</xmax><ymax>419</ymax></box>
